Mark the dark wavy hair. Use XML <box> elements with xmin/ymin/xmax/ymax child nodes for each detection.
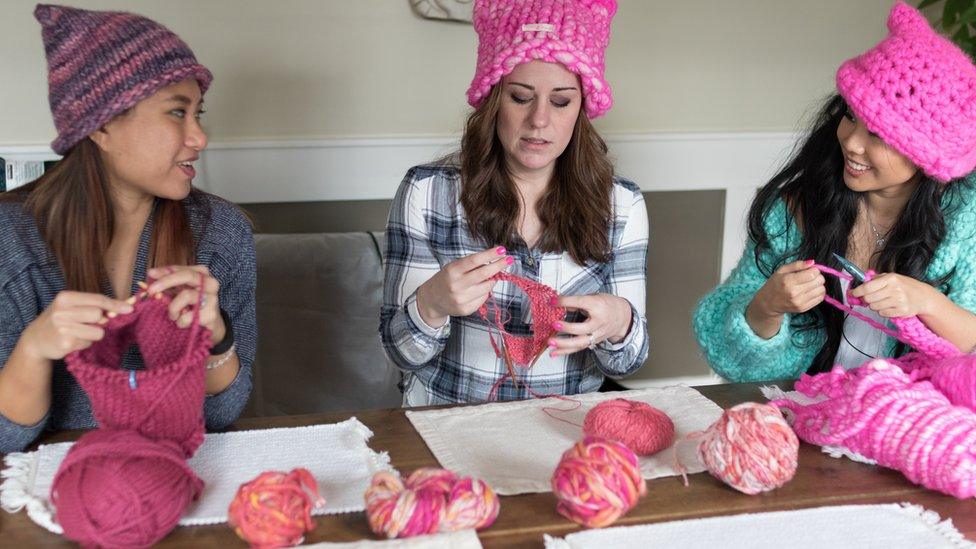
<box><xmin>747</xmin><ymin>94</ymin><xmax>968</xmax><ymax>374</ymax></box>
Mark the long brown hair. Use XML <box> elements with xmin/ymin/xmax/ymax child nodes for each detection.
<box><xmin>0</xmin><ymin>138</ymin><xmax>195</xmax><ymax>293</ymax></box>
<box><xmin>459</xmin><ymin>84</ymin><xmax>615</xmax><ymax>265</ymax></box>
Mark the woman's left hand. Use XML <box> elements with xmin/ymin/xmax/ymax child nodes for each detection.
<box><xmin>849</xmin><ymin>273</ymin><xmax>941</xmax><ymax>319</ymax></box>
<box><xmin>547</xmin><ymin>293</ymin><xmax>633</xmax><ymax>357</ymax></box>
<box><xmin>146</xmin><ymin>265</ymin><xmax>224</xmax><ymax>345</ymax></box>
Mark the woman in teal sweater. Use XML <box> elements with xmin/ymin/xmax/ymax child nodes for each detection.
<box><xmin>694</xmin><ymin>3</ymin><xmax>976</xmax><ymax>382</ymax></box>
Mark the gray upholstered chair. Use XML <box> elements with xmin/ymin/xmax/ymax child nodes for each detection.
<box><xmin>245</xmin><ymin>232</ymin><xmax>402</xmax><ymax>416</ymax></box>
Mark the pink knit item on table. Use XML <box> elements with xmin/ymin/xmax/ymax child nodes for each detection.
<box><xmin>364</xmin><ymin>468</ymin><xmax>500</xmax><ymax>539</ymax></box>
<box><xmin>836</xmin><ymin>1</ymin><xmax>976</xmax><ymax>182</ymax></box>
<box><xmin>479</xmin><ymin>271</ymin><xmax>565</xmax><ymax>368</ymax></box>
<box><xmin>467</xmin><ymin>0</ymin><xmax>617</xmax><ymax>118</ymax></box>
<box><xmin>773</xmin><ymin>361</ymin><xmax>976</xmax><ymax>499</ymax></box>
<box><xmin>51</xmin><ymin>278</ymin><xmax>212</xmax><ymax>547</ymax></box>
<box><xmin>583</xmin><ymin>398</ymin><xmax>675</xmax><ymax>456</ymax></box>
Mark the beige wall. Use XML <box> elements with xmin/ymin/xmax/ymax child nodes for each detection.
<box><xmin>2</xmin><ymin>0</ymin><xmax>895</xmax><ymax>146</ymax></box>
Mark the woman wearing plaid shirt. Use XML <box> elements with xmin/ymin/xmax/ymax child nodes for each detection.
<box><xmin>380</xmin><ymin>0</ymin><xmax>647</xmax><ymax>405</ymax></box>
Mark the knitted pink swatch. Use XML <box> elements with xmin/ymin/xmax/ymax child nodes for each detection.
<box><xmin>65</xmin><ymin>281</ymin><xmax>212</xmax><ymax>456</ymax></box>
<box><xmin>479</xmin><ymin>271</ymin><xmax>565</xmax><ymax>368</ymax></box>
<box><xmin>836</xmin><ymin>1</ymin><xmax>976</xmax><ymax>182</ymax></box>
<box><xmin>467</xmin><ymin>0</ymin><xmax>617</xmax><ymax>118</ymax></box>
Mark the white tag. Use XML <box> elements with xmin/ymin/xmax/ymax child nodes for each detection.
<box><xmin>521</xmin><ymin>23</ymin><xmax>554</xmax><ymax>32</ymax></box>
<box><xmin>3</xmin><ymin>160</ymin><xmax>46</xmax><ymax>191</ymax></box>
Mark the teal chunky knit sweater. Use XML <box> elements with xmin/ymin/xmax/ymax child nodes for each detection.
<box><xmin>693</xmin><ymin>181</ymin><xmax>976</xmax><ymax>382</ymax></box>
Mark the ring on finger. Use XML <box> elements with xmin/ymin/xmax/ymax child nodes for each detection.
<box><xmin>587</xmin><ymin>333</ymin><xmax>596</xmax><ymax>350</ymax></box>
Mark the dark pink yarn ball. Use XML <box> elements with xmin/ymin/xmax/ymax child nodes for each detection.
<box><xmin>51</xmin><ymin>429</ymin><xmax>203</xmax><ymax>548</ymax></box>
<box><xmin>583</xmin><ymin>398</ymin><xmax>675</xmax><ymax>456</ymax></box>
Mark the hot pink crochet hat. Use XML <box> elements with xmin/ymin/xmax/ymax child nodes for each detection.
<box><xmin>467</xmin><ymin>0</ymin><xmax>616</xmax><ymax>118</ymax></box>
<box><xmin>836</xmin><ymin>1</ymin><xmax>976</xmax><ymax>182</ymax></box>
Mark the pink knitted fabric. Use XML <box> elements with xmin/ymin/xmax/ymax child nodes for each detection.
<box><xmin>836</xmin><ymin>1</ymin><xmax>976</xmax><ymax>182</ymax></box>
<box><xmin>479</xmin><ymin>271</ymin><xmax>565</xmax><ymax>367</ymax></box>
<box><xmin>467</xmin><ymin>0</ymin><xmax>617</xmax><ymax>118</ymax></box>
<box><xmin>65</xmin><ymin>281</ymin><xmax>212</xmax><ymax>457</ymax></box>
<box><xmin>774</xmin><ymin>361</ymin><xmax>976</xmax><ymax>499</ymax></box>
<box><xmin>814</xmin><ymin>264</ymin><xmax>976</xmax><ymax>410</ymax></box>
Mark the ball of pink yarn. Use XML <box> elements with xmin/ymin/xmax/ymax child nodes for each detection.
<box><xmin>551</xmin><ymin>436</ymin><xmax>647</xmax><ymax>528</ymax></box>
<box><xmin>50</xmin><ymin>429</ymin><xmax>203</xmax><ymax>548</ymax></box>
<box><xmin>228</xmin><ymin>468</ymin><xmax>325</xmax><ymax>549</ymax></box>
<box><xmin>364</xmin><ymin>468</ymin><xmax>499</xmax><ymax>539</ymax></box>
<box><xmin>698</xmin><ymin>402</ymin><xmax>799</xmax><ymax>495</ymax></box>
<box><xmin>583</xmin><ymin>399</ymin><xmax>675</xmax><ymax>455</ymax></box>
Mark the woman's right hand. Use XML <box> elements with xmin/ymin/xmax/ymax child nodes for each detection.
<box><xmin>746</xmin><ymin>260</ymin><xmax>825</xmax><ymax>338</ymax></box>
<box><xmin>415</xmin><ymin>246</ymin><xmax>514</xmax><ymax>327</ymax></box>
<box><xmin>21</xmin><ymin>292</ymin><xmax>134</xmax><ymax>361</ymax></box>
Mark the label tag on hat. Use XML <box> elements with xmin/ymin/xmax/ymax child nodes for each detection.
<box><xmin>522</xmin><ymin>23</ymin><xmax>554</xmax><ymax>32</ymax></box>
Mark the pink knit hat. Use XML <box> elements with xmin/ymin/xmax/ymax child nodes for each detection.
<box><xmin>836</xmin><ymin>1</ymin><xmax>976</xmax><ymax>182</ymax></box>
<box><xmin>467</xmin><ymin>0</ymin><xmax>616</xmax><ymax>118</ymax></box>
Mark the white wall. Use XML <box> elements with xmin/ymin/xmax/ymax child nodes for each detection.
<box><xmin>2</xmin><ymin>0</ymin><xmax>894</xmax><ymax>145</ymax></box>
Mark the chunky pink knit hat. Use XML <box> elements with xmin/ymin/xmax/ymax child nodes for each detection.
<box><xmin>836</xmin><ymin>1</ymin><xmax>976</xmax><ymax>182</ymax></box>
<box><xmin>467</xmin><ymin>0</ymin><xmax>616</xmax><ymax>118</ymax></box>
<box><xmin>35</xmin><ymin>4</ymin><xmax>213</xmax><ymax>155</ymax></box>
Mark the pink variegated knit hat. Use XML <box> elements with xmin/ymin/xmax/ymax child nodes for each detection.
<box><xmin>467</xmin><ymin>0</ymin><xmax>616</xmax><ymax>118</ymax></box>
<box><xmin>35</xmin><ymin>4</ymin><xmax>212</xmax><ymax>155</ymax></box>
<box><xmin>836</xmin><ymin>1</ymin><xmax>976</xmax><ymax>182</ymax></box>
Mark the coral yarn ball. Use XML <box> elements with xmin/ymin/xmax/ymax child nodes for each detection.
<box><xmin>50</xmin><ymin>429</ymin><xmax>203</xmax><ymax>548</ymax></box>
<box><xmin>551</xmin><ymin>436</ymin><xmax>647</xmax><ymax>528</ymax></box>
<box><xmin>698</xmin><ymin>402</ymin><xmax>799</xmax><ymax>495</ymax></box>
<box><xmin>364</xmin><ymin>468</ymin><xmax>500</xmax><ymax>539</ymax></box>
<box><xmin>228</xmin><ymin>468</ymin><xmax>325</xmax><ymax>549</ymax></box>
<box><xmin>583</xmin><ymin>398</ymin><xmax>675</xmax><ymax>455</ymax></box>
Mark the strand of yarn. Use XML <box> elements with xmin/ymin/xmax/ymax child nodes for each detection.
<box><xmin>551</xmin><ymin>436</ymin><xmax>647</xmax><ymax>528</ymax></box>
<box><xmin>696</xmin><ymin>402</ymin><xmax>799</xmax><ymax>495</ymax></box>
<box><xmin>583</xmin><ymin>399</ymin><xmax>675</xmax><ymax>456</ymax></box>
<box><xmin>365</xmin><ymin>468</ymin><xmax>499</xmax><ymax>539</ymax></box>
<box><xmin>773</xmin><ymin>360</ymin><xmax>976</xmax><ymax>498</ymax></box>
<box><xmin>50</xmin><ymin>429</ymin><xmax>204</xmax><ymax>549</ymax></box>
<box><xmin>228</xmin><ymin>468</ymin><xmax>325</xmax><ymax>549</ymax></box>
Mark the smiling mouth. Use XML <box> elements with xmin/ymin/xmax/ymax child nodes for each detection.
<box><xmin>846</xmin><ymin>158</ymin><xmax>871</xmax><ymax>173</ymax></box>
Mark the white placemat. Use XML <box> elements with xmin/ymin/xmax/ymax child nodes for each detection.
<box><xmin>301</xmin><ymin>529</ymin><xmax>482</xmax><ymax>548</ymax></box>
<box><xmin>543</xmin><ymin>504</ymin><xmax>973</xmax><ymax>549</ymax></box>
<box><xmin>1</xmin><ymin>418</ymin><xmax>392</xmax><ymax>534</ymax></box>
<box><xmin>406</xmin><ymin>386</ymin><xmax>723</xmax><ymax>495</ymax></box>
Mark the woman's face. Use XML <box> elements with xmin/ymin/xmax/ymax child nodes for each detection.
<box><xmin>496</xmin><ymin>60</ymin><xmax>582</xmax><ymax>182</ymax></box>
<box><xmin>836</xmin><ymin>105</ymin><xmax>920</xmax><ymax>192</ymax></box>
<box><xmin>91</xmin><ymin>78</ymin><xmax>208</xmax><ymax>202</ymax></box>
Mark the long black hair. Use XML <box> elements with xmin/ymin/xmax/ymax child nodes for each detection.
<box><xmin>747</xmin><ymin>94</ymin><xmax>966</xmax><ymax>374</ymax></box>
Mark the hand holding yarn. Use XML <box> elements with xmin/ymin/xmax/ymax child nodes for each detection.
<box><xmin>147</xmin><ymin>265</ymin><xmax>224</xmax><ymax>344</ymax></box>
<box><xmin>750</xmin><ymin>260</ymin><xmax>826</xmax><ymax>317</ymax></box>
<box><xmin>415</xmin><ymin>246</ymin><xmax>513</xmax><ymax>327</ymax></box>
<box><xmin>697</xmin><ymin>402</ymin><xmax>799</xmax><ymax>495</ymax></box>
<box><xmin>549</xmin><ymin>294</ymin><xmax>633</xmax><ymax>356</ymax></box>
<box><xmin>228</xmin><ymin>468</ymin><xmax>325</xmax><ymax>549</ymax></box>
<box><xmin>21</xmin><ymin>291</ymin><xmax>133</xmax><ymax>360</ymax></box>
<box><xmin>365</xmin><ymin>468</ymin><xmax>500</xmax><ymax>539</ymax></box>
<box><xmin>551</xmin><ymin>436</ymin><xmax>647</xmax><ymax>528</ymax></box>
<box><xmin>848</xmin><ymin>272</ymin><xmax>943</xmax><ymax>319</ymax></box>
<box><xmin>583</xmin><ymin>399</ymin><xmax>674</xmax><ymax>456</ymax></box>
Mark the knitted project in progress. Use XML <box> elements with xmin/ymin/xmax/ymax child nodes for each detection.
<box><xmin>479</xmin><ymin>272</ymin><xmax>565</xmax><ymax>370</ymax></box>
<box><xmin>51</xmin><ymin>279</ymin><xmax>212</xmax><ymax>547</ymax></box>
<box><xmin>467</xmin><ymin>0</ymin><xmax>617</xmax><ymax>118</ymax></box>
<box><xmin>836</xmin><ymin>2</ymin><xmax>976</xmax><ymax>182</ymax></box>
<box><xmin>772</xmin><ymin>266</ymin><xmax>976</xmax><ymax>498</ymax></box>
<box><xmin>34</xmin><ymin>4</ymin><xmax>213</xmax><ymax>155</ymax></box>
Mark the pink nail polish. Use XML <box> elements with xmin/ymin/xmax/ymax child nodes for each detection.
<box><xmin>549</xmin><ymin>351</ymin><xmax>557</xmax><ymax>358</ymax></box>
<box><xmin>505</xmin><ymin>256</ymin><xmax>515</xmax><ymax>265</ymax></box>
<box><xmin>548</xmin><ymin>339</ymin><xmax>557</xmax><ymax>347</ymax></box>
<box><xmin>805</xmin><ymin>259</ymin><xmax>816</xmax><ymax>267</ymax></box>
<box><xmin>549</xmin><ymin>296</ymin><xmax>558</xmax><ymax>307</ymax></box>
<box><xmin>552</xmin><ymin>322</ymin><xmax>562</xmax><ymax>330</ymax></box>
<box><xmin>496</xmin><ymin>246</ymin><xmax>507</xmax><ymax>256</ymax></box>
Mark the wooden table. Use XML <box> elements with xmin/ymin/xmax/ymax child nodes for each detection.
<box><xmin>3</xmin><ymin>382</ymin><xmax>975</xmax><ymax>547</ymax></box>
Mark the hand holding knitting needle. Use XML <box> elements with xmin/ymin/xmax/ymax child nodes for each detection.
<box><xmin>547</xmin><ymin>294</ymin><xmax>633</xmax><ymax>357</ymax></box>
<box><xmin>146</xmin><ymin>266</ymin><xmax>225</xmax><ymax>345</ymax></box>
<box><xmin>415</xmin><ymin>246</ymin><xmax>514</xmax><ymax>328</ymax></box>
<box><xmin>21</xmin><ymin>292</ymin><xmax>134</xmax><ymax>360</ymax></box>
